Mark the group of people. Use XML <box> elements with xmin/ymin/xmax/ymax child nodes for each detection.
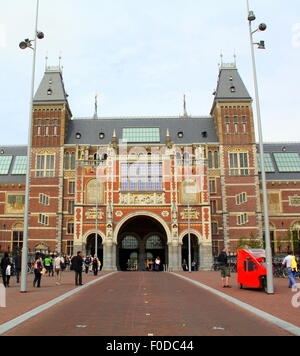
<box><xmin>182</xmin><ymin>260</ymin><xmax>198</xmax><ymax>272</ymax></box>
<box><xmin>146</xmin><ymin>257</ymin><xmax>161</xmax><ymax>271</ymax></box>
<box><xmin>0</xmin><ymin>251</ymin><xmax>102</xmax><ymax>289</ymax></box>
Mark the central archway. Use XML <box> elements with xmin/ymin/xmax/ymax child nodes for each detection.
<box><xmin>116</xmin><ymin>215</ymin><xmax>169</xmax><ymax>271</ymax></box>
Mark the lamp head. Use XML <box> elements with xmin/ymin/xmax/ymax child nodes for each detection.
<box><xmin>37</xmin><ymin>31</ymin><xmax>44</xmax><ymax>40</ymax></box>
<box><xmin>258</xmin><ymin>40</ymin><xmax>266</xmax><ymax>49</ymax></box>
<box><xmin>259</xmin><ymin>23</ymin><xmax>267</xmax><ymax>32</ymax></box>
<box><xmin>19</xmin><ymin>39</ymin><xmax>31</xmax><ymax>50</ymax></box>
<box><xmin>248</xmin><ymin>11</ymin><xmax>256</xmax><ymax>22</ymax></box>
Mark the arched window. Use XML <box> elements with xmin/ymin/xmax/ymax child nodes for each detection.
<box><xmin>85</xmin><ymin>179</ymin><xmax>103</xmax><ymax>204</ymax></box>
<box><xmin>122</xmin><ymin>236</ymin><xmax>139</xmax><ymax>249</ymax></box>
<box><xmin>146</xmin><ymin>235</ymin><xmax>164</xmax><ymax>249</ymax></box>
<box><xmin>12</xmin><ymin>222</ymin><xmax>24</xmax><ymax>251</ymax></box>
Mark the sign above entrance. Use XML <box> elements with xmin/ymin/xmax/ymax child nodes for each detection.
<box><xmin>119</xmin><ymin>193</ymin><xmax>165</xmax><ymax>205</ymax></box>
<box><xmin>180</xmin><ymin>209</ymin><xmax>200</xmax><ymax>220</ymax></box>
<box><xmin>85</xmin><ymin>208</ymin><xmax>104</xmax><ymax>220</ymax></box>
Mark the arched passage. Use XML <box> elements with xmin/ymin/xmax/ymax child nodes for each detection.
<box><xmin>117</xmin><ymin>215</ymin><xmax>168</xmax><ymax>271</ymax></box>
<box><xmin>86</xmin><ymin>233</ymin><xmax>103</xmax><ymax>262</ymax></box>
<box><xmin>181</xmin><ymin>234</ymin><xmax>199</xmax><ymax>270</ymax></box>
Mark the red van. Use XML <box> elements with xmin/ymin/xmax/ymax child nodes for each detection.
<box><xmin>237</xmin><ymin>249</ymin><xmax>268</xmax><ymax>292</ymax></box>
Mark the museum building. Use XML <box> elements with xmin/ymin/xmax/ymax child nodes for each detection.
<box><xmin>0</xmin><ymin>62</ymin><xmax>300</xmax><ymax>270</ymax></box>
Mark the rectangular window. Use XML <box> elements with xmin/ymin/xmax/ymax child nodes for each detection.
<box><xmin>209</xmin><ymin>179</ymin><xmax>216</xmax><ymax>194</ymax></box>
<box><xmin>236</xmin><ymin>192</ymin><xmax>247</xmax><ymax>205</ymax></box>
<box><xmin>273</xmin><ymin>153</ymin><xmax>300</xmax><ymax>172</ymax></box>
<box><xmin>122</xmin><ymin>128</ymin><xmax>160</xmax><ymax>143</ymax></box>
<box><xmin>211</xmin><ymin>222</ymin><xmax>218</xmax><ymax>235</ymax></box>
<box><xmin>211</xmin><ymin>200</ymin><xmax>217</xmax><ymax>214</ymax></box>
<box><xmin>66</xmin><ymin>241</ymin><xmax>74</xmax><ymax>256</ymax></box>
<box><xmin>11</xmin><ymin>156</ymin><xmax>27</xmax><ymax>175</ymax></box>
<box><xmin>36</xmin><ymin>154</ymin><xmax>55</xmax><ymax>177</ymax></box>
<box><xmin>38</xmin><ymin>214</ymin><xmax>49</xmax><ymax>225</ymax></box>
<box><xmin>121</xmin><ymin>163</ymin><xmax>163</xmax><ymax>191</ymax></box>
<box><xmin>208</xmin><ymin>151</ymin><xmax>219</xmax><ymax>169</ymax></box>
<box><xmin>67</xmin><ymin>222</ymin><xmax>74</xmax><ymax>235</ymax></box>
<box><xmin>68</xmin><ymin>200</ymin><xmax>75</xmax><ymax>214</ymax></box>
<box><xmin>229</xmin><ymin>153</ymin><xmax>249</xmax><ymax>176</ymax></box>
<box><xmin>0</xmin><ymin>156</ymin><xmax>13</xmax><ymax>175</ymax></box>
<box><xmin>69</xmin><ymin>181</ymin><xmax>75</xmax><ymax>194</ymax></box>
<box><xmin>39</xmin><ymin>194</ymin><xmax>50</xmax><ymax>206</ymax></box>
<box><xmin>237</xmin><ymin>213</ymin><xmax>248</xmax><ymax>226</ymax></box>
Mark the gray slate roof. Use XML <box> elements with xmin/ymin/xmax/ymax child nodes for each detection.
<box><xmin>33</xmin><ymin>67</ymin><xmax>69</xmax><ymax>104</ymax></box>
<box><xmin>65</xmin><ymin>116</ymin><xmax>219</xmax><ymax>145</ymax></box>
<box><xmin>257</xmin><ymin>143</ymin><xmax>300</xmax><ymax>181</ymax></box>
<box><xmin>0</xmin><ymin>146</ymin><xmax>27</xmax><ymax>184</ymax></box>
<box><xmin>214</xmin><ymin>64</ymin><xmax>252</xmax><ymax>101</ymax></box>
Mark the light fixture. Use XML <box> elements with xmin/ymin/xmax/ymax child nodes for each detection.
<box><xmin>248</xmin><ymin>10</ymin><xmax>256</xmax><ymax>22</ymax></box>
<box><xmin>259</xmin><ymin>23</ymin><xmax>267</xmax><ymax>32</ymax></box>
<box><xmin>19</xmin><ymin>39</ymin><xmax>32</xmax><ymax>50</ymax></box>
<box><xmin>257</xmin><ymin>40</ymin><xmax>266</xmax><ymax>49</ymax></box>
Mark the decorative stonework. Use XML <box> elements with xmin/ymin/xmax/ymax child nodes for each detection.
<box><xmin>180</xmin><ymin>209</ymin><xmax>200</xmax><ymax>220</ymax></box>
<box><xmin>119</xmin><ymin>193</ymin><xmax>165</xmax><ymax>205</ymax></box>
<box><xmin>85</xmin><ymin>209</ymin><xmax>104</xmax><ymax>220</ymax></box>
<box><xmin>161</xmin><ymin>211</ymin><xmax>169</xmax><ymax>217</ymax></box>
<box><xmin>289</xmin><ymin>195</ymin><xmax>300</xmax><ymax>207</ymax></box>
<box><xmin>115</xmin><ymin>210</ymin><xmax>123</xmax><ymax>217</ymax></box>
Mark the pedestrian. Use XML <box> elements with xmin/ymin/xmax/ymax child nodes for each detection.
<box><xmin>155</xmin><ymin>257</ymin><xmax>161</xmax><ymax>271</ymax></box>
<box><xmin>71</xmin><ymin>251</ymin><xmax>84</xmax><ymax>286</ymax></box>
<box><xmin>13</xmin><ymin>252</ymin><xmax>22</xmax><ymax>284</ymax></box>
<box><xmin>217</xmin><ymin>248</ymin><xmax>231</xmax><ymax>288</ymax></box>
<box><xmin>282</xmin><ymin>251</ymin><xmax>297</xmax><ymax>289</ymax></box>
<box><xmin>192</xmin><ymin>261</ymin><xmax>197</xmax><ymax>272</ymax></box>
<box><xmin>92</xmin><ymin>256</ymin><xmax>99</xmax><ymax>276</ymax></box>
<box><xmin>84</xmin><ymin>255</ymin><xmax>91</xmax><ymax>274</ymax></box>
<box><xmin>44</xmin><ymin>254</ymin><xmax>52</xmax><ymax>277</ymax></box>
<box><xmin>54</xmin><ymin>254</ymin><xmax>64</xmax><ymax>285</ymax></box>
<box><xmin>1</xmin><ymin>252</ymin><xmax>12</xmax><ymax>288</ymax></box>
<box><xmin>33</xmin><ymin>253</ymin><xmax>43</xmax><ymax>288</ymax></box>
<box><xmin>182</xmin><ymin>259</ymin><xmax>188</xmax><ymax>272</ymax></box>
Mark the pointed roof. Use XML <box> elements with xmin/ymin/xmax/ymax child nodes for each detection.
<box><xmin>33</xmin><ymin>66</ymin><xmax>69</xmax><ymax>104</ymax></box>
<box><xmin>213</xmin><ymin>63</ymin><xmax>252</xmax><ymax>101</ymax></box>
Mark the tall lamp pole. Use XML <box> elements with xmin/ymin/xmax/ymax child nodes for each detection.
<box><xmin>19</xmin><ymin>0</ymin><xmax>44</xmax><ymax>293</ymax></box>
<box><xmin>246</xmin><ymin>0</ymin><xmax>274</xmax><ymax>294</ymax></box>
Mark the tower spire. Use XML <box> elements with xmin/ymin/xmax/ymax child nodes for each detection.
<box><xmin>94</xmin><ymin>94</ymin><xmax>99</xmax><ymax>119</ymax></box>
<box><xmin>183</xmin><ymin>94</ymin><xmax>188</xmax><ymax>118</ymax></box>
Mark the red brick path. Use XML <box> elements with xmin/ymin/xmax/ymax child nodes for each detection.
<box><xmin>3</xmin><ymin>272</ymin><xmax>291</xmax><ymax>336</ymax></box>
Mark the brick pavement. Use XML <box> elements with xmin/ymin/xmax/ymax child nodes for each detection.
<box><xmin>3</xmin><ymin>272</ymin><xmax>291</xmax><ymax>336</ymax></box>
<box><xmin>0</xmin><ymin>270</ymin><xmax>110</xmax><ymax>325</ymax></box>
<box><xmin>174</xmin><ymin>271</ymin><xmax>300</xmax><ymax>328</ymax></box>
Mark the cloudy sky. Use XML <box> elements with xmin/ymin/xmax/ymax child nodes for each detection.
<box><xmin>0</xmin><ymin>0</ymin><xmax>299</xmax><ymax>145</ymax></box>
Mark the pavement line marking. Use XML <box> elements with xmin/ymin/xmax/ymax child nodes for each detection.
<box><xmin>171</xmin><ymin>272</ymin><xmax>300</xmax><ymax>337</ymax></box>
<box><xmin>0</xmin><ymin>272</ymin><xmax>118</xmax><ymax>336</ymax></box>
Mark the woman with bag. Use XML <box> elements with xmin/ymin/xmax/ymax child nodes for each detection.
<box><xmin>33</xmin><ymin>253</ymin><xmax>44</xmax><ymax>288</ymax></box>
<box><xmin>1</xmin><ymin>252</ymin><xmax>11</xmax><ymax>287</ymax></box>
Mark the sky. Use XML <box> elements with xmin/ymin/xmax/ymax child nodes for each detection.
<box><xmin>0</xmin><ymin>0</ymin><xmax>300</xmax><ymax>145</ymax></box>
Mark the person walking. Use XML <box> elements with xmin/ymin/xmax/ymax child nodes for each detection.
<box><xmin>54</xmin><ymin>254</ymin><xmax>64</xmax><ymax>285</ymax></box>
<box><xmin>71</xmin><ymin>251</ymin><xmax>84</xmax><ymax>286</ymax></box>
<box><xmin>33</xmin><ymin>253</ymin><xmax>43</xmax><ymax>288</ymax></box>
<box><xmin>282</xmin><ymin>252</ymin><xmax>297</xmax><ymax>289</ymax></box>
<box><xmin>155</xmin><ymin>257</ymin><xmax>161</xmax><ymax>271</ymax></box>
<box><xmin>13</xmin><ymin>252</ymin><xmax>22</xmax><ymax>284</ymax></box>
<box><xmin>44</xmin><ymin>255</ymin><xmax>52</xmax><ymax>277</ymax></box>
<box><xmin>84</xmin><ymin>255</ymin><xmax>91</xmax><ymax>274</ymax></box>
<box><xmin>92</xmin><ymin>256</ymin><xmax>99</xmax><ymax>276</ymax></box>
<box><xmin>217</xmin><ymin>248</ymin><xmax>231</xmax><ymax>288</ymax></box>
<box><xmin>1</xmin><ymin>252</ymin><xmax>12</xmax><ymax>288</ymax></box>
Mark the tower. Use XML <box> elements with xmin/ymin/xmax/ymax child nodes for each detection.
<box><xmin>211</xmin><ymin>62</ymin><xmax>262</xmax><ymax>251</ymax></box>
<box><xmin>29</xmin><ymin>66</ymin><xmax>72</xmax><ymax>253</ymax></box>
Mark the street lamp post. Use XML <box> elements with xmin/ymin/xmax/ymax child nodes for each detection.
<box><xmin>246</xmin><ymin>0</ymin><xmax>274</xmax><ymax>294</ymax></box>
<box><xmin>19</xmin><ymin>0</ymin><xmax>44</xmax><ymax>293</ymax></box>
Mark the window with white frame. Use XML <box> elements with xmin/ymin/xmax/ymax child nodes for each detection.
<box><xmin>38</xmin><ymin>214</ymin><xmax>49</xmax><ymax>225</ymax></box>
<box><xmin>36</xmin><ymin>154</ymin><xmax>55</xmax><ymax>177</ymax></box>
<box><xmin>237</xmin><ymin>213</ymin><xmax>248</xmax><ymax>226</ymax></box>
<box><xmin>229</xmin><ymin>152</ymin><xmax>249</xmax><ymax>176</ymax></box>
<box><xmin>39</xmin><ymin>193</ymin><xmax>50</xmax><ymax>206</ymax></box>
<box><xmin>236</xmin><ymin>192</ymin><xmax>247</xmax><ymax>205</ymax></box>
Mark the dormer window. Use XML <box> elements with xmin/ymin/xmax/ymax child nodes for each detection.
<box><xmin>230</xmin><ymin>86</ymin><xmax>236</xmax><ymax>93</ymax></box>
<box><xmin>47</xmin><ymin>88</ymin><xmax>53</xmax><ymax>95</ymax></box>
<box><xmin>99</xmin><ymin>132</ymin><xmax>105</xmax><ymax>140</ymax></box>
<box><xmin>76</xmin><ymin>133</ymin><xmax>81</xmax><ymax>140</ymax></box>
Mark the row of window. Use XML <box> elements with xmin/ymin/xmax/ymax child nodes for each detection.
<box><xmin>36</xmin><ymin>120</ymin><xmax>59</xmax><ymax>137</ymax></box>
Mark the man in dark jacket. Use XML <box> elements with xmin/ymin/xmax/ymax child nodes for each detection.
<box><xmin>71</xmin><ymin>251</ymin><xmax>84</xmax><ymax>286</ymax></box>
<box><xmin>14</xmin><ymin>253</ymin><xmax>22</xmax><ymax>284</ymax></box>
<box><xmin>217</xmin><ymin>248</ymin><xmax>231</xmax><ymax>288</ymax></box>
<box><xmin>1</xmin><ymin>252</ymin><xmax>12</xmax><ymax>287</ymax></box>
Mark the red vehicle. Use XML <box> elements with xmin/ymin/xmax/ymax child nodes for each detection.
<box><xmin>237</xmin><ymin>249</ymin><xmax>268</xmax><ymax>292</ymax></box>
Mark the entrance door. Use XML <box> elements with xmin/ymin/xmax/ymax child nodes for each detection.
<box><xmin>145</xmin><ymin>235</ymin><xmax>166</xmax><ymax>271</ymax></box>
<box><xmin>182</xmin><ymin>234</ymin><xmax>199</xmax><ymax>270</ymax></box>
<box><xmin>119</xmin><ymin>235</ymin><xmax>139</xmax><ymax>271</ymax></box>
<box><xmin>86</xmin><ymin>234</ymin><xmax>103</xmax><ymax>264</ymax></box>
